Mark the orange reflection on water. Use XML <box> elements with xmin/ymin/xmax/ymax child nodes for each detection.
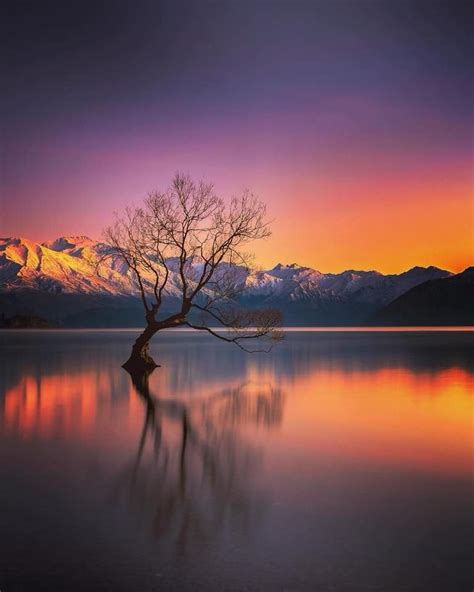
<box><xmin>3</xmin><ymin>371</ymin><xmax>119</xmax><ymax>439</ymax></box>
<box><xmin>2</xmin><ymin>364</ymin><xmax>472</xmax><ymax>477</ymax></box>
<box><xmin>278</xmin><ymin>366</ymin><xmax>473</xmax><ymax>477</ymax></box>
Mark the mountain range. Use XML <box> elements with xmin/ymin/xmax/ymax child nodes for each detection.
<box><xmin>0</xmin><ymin>236</ymin><xmax>471</xmax><ymax>327</ymax></box>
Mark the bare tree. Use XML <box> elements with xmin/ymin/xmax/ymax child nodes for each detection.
<box><xmin>103</xmin><ymin>174</ymin><xmax>283</xmax><ymax>374</ymax></box>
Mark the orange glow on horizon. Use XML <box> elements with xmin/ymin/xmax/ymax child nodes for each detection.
<box><xmin>253</xmin><ymin>165</ymin><xmax>473</xmax><ymax>274</ymax></box>
<box><xmin>4</xmin><ymin>157</ymin><xmax>472</xmax><ymax>275</ymax></box>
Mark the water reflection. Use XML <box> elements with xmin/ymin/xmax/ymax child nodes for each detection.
<box><xmin>0</xmin><ymin>330</ymin><xmax>472</xmax><ymax>592</ymax></box>
<box><xmin>2</xmin><ymin>331</ymin><xmax>471</xmax><ymax>477</ymax></box>
<box><xmin>114</xmin><ymin>370</ymin><xmax>283</xmax><ymax>550</ymax></box>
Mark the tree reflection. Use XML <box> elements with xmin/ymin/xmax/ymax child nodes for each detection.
<box><xmin>113</xmin><ymin>369</ymin><xmax>284</xmax><ymax>551</ymax></box>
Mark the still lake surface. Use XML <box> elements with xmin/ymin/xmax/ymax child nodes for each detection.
<box><xmin>0</xmin><ymin>329</ymin><xmax>472</xmax><ymax>592</ymax></box>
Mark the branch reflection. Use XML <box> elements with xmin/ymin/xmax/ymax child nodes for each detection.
<box><xmin>114</xmin><ymin>370</ymin><xmax>285</xmax><ymax>551</ymax></box>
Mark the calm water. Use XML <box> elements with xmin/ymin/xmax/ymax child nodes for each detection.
<box><xmin>0</xmin><ymin>329</ymin><xmax>472</xmax><ymax>592</ymax></box>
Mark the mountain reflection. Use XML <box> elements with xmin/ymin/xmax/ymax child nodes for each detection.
<box><xmin>113</xmin><ymin>370</ymin><xmax>284</xmax><ymax>550</ymax></box>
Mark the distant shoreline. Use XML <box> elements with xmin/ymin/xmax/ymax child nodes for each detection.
<box><xmin>1</xmin><ymin>326</ymin><xmax>473</xmax><ymax>332</ymax></box>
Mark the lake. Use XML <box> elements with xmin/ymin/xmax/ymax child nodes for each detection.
<box><xmin>0</xmin><ymin>329</ymin><xmax>472</xmax><ymax>591</ymax></box>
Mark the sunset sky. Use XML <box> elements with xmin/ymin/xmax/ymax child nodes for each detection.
<box><xmin>2</xmin><ymin>0</ymin><xmax>473</xmax><ymax>273</ymax></box>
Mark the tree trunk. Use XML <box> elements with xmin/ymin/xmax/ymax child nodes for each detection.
<box><xmin>122</xmin><ymin>323</ymin><xmax>160</xmax><ymax>374</ymax></box>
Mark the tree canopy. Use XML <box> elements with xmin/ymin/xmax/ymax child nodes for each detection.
<box><xmin>104</xmin><ymin>174</ymin><xmax>282</xmax><ymax>370</ymax></box>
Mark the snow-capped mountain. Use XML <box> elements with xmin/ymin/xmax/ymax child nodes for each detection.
<box><xmin>0</xmin><ymin>236</ymin><xmax>454</xmax><ymax>326</ymax></box>
<box><xmin>242</xmin><ymin>262</ymin><xmax>450</xmax><ymax>307</ymax></box>
<box><xmin>0</xmin><ymin>236</ymin><xmax>183</xmax><ymax>298</ymax></box>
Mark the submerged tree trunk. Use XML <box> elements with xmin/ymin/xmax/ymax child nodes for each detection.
<box><xmin>122</xmin><ymin>323</ymin><xmax>160</xmax><ymax>374</ymax></box>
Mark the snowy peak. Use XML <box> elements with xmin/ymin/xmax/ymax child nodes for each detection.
<box><xmin>270</xmin><ymin>262</ymin><xmax>310</xmax><ymax>273</ymax></box>
<box><xmin>271</xmin><ymin>262</ymin><xmax>303</xmax><ymax>271</ymax></box>
<box><xmin>42</xmin><ymin>236</ymin><xmax>95</xmax><ymax>253</ymax></box>
<box><xmin>267</xmin><ymin>262</ymin><xmax>320</xmax><ymax>283</ymax></box>
<box><xmin>43</xmin><ymin>235</ymin><xmax>93</xmax><ymax>250</ymax></box>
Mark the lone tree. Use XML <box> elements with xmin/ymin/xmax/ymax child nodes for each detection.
<box><xmin>104</xmin><ymin>174</ymin><xmax>282</xmax><ymax>374</ymax></box>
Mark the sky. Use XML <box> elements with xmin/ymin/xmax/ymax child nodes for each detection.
<box><xmin>1</xmin><ymin>0</ymin><xmax>473</xmax><ymax>273</ymax></box>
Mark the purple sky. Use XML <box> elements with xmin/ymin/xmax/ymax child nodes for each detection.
<box><xmin>1</xmin><ymin>0</ymin><xmax>472</xmax><ymax>272</ymax></box>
